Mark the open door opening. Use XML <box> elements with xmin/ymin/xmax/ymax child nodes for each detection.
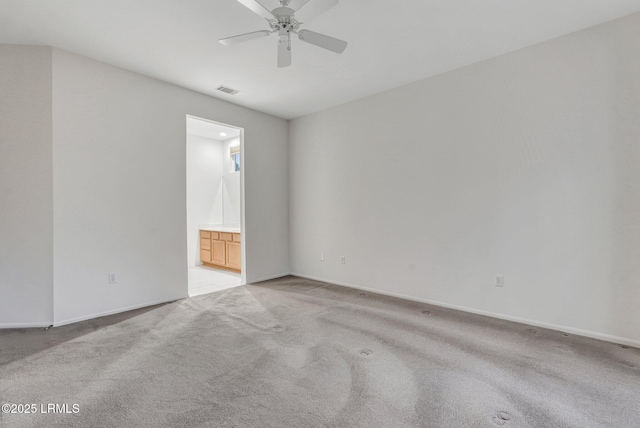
<box><xmin>186</xmin><ymin>115</ymin><xmax>246</xmax><ymax>296</ymax></box>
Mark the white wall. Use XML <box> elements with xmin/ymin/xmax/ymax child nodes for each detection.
<box><xmin>289</xmin><ymin>13</ymin><xmax>640</xmax><ymax>345</ymax></box>
<box><xmin>51</xmin><ymin>48</ymin><xmax>289</xmax><ymax>325</ymax></box>
<box><xmin>0</xmin><ymin>45</ymin><xmax>53</xmax><ymax>327</ymax></box>
<box><xmin>186</xmin><ymin>134</ymin><xmax>224</xmax><ymax>267</ymax></box>
<box><xmin>222</xmin><ymin>137</ymin><xmax>241</xmax><ymax>226</ymax></box>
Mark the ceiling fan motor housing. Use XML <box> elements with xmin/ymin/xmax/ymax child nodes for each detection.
<box><xmin>271</xmin><ymin>7</ymin><xmax>298</xmax><ymax>33</ymax></box>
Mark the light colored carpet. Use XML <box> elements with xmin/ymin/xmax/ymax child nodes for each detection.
<box><xmin>1</xmin><ymin>276</ymin><xmax>638</xmax><ymax>427</ymax></box>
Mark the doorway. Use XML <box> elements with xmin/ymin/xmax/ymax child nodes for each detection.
<box><xmin>186</xmin><ymin>115</ymin><xmax>245</xmax><ymax>296</ymax></box>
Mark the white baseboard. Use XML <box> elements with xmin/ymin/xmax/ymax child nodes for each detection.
<box><xmin>6</xmin><ymin>274</ymin><xmax>638</xmax><ymax>349</ymax></box>
<box><xmin>53</xmin><ymin>296</ymin><xmax>183</xmax><ymax>328</ymax></box>
<box><xmin>247</xmin><ymin>272</ymin><xmax>290</xmax><ymax>285</ymax></box>
<box><xmin>291</xmin><ymin>272</ymin><xmax>640</xmax><ymax>349</ymax></box>
<box><xmin>0</xmin><ymin>321</ymin><xmax>52</xmax><ymax>329</ymax></box>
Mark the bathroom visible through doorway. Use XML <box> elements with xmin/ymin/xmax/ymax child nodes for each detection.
<box><xmin>186</xmin><ymin>116</ymin><xmax>245</xmax><ymax>296</ymax></box>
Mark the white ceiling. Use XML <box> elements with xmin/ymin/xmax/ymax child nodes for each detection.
<box><xmin>2</xmin><ymin>0</ymin><xmax>640</xmax><ymax>119</ymax></box>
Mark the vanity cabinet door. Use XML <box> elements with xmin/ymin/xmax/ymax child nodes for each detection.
<box><xmin>211</xmin><ymin>239</ymin><xmax>226</xmax><ymax>266</ymax></box>
<box><xmin>226</xmin><ymin>242</ymin><xmax>241</xmax><ymax>270</ymax></box>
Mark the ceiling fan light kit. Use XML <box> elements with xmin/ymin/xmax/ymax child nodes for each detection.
<box><xmin>219</xmin><ymin>0</ymin><xmax>347</xmax><ymax>68</ymax></box>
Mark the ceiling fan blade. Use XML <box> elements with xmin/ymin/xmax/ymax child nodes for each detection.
<box><xmin>291</xmin><ymin>0</ymin><xmax>338</xmax><ymax>22</ymax></box>
<box><xmin>278</xmin><ymin>36</ymin><xmax>292</xmax><ymax>68</ymax></box>
<box><xmin>298</xmin><ymin>29</ymin><xmax>347</xmax><ymax>53</ymax></box>
<box><xmin>235</xmin><ymin>0</ymin><xmax>276</xmax><ymax>20</ymax></box>
<box><xmin>219</xmin><ymin>30</ymin><xmax>271</xmax><ymax>46</ymax></box>
<box><xmin>286</xmin><ymin>0</ymin><xmax>312</xmax><ymax>11</ymax></box>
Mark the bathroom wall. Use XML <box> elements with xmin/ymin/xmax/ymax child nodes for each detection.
<box><xmin>222</xmin><ymin>137</ymin><xmax>241</xmax><ymax>226</ymax></box>
<box><xmin>186</xmin><ymin>132</ymin><xmax>224</xmax><ymax>266</ymax></box>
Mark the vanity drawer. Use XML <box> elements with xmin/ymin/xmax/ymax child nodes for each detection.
<box><xmin>233</xmin><ymin>233</ymin><xmax>241</xmax><ymax>242</ymax></box>
<box><xmin>220</xmin><ymin>232</ymin><xmax>233</xmax><ymax>241</ymax></box>
<box><xmin>200</xmin><ymin>230</ymin><xmax>211</xmax><ymax>239</ymax></box>
<box><xmin>210</xmin><ymin>231</ymin><xmax>219</xmax><ymax>240</ymax></box>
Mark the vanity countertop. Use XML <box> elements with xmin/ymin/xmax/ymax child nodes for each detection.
<box><xmin>199</xmin><ymin>225</ymin><xmax>241</xmax><ymax>233</ymax></box>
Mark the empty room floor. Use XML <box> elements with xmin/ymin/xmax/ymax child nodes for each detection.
<box><xmin>188</xmin><ymin>265</ymin><xmax>241</xmax><ymax>297</ymax></box>
<box><xmin>1</xmin><ymin>276</ymin><xmax>638</xmax><ymax>427</ymax></box>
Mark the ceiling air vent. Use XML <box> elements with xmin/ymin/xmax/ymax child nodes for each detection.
<box><xmin>216</xmin><ymin>85</ymin><xmax>240</xmax><ymax>95</ymax></box>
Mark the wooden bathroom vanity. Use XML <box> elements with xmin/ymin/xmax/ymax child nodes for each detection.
<box><xmin>199</xmin><ymin>227</ymin><xmax>241</xmax><ymax>272</ymax></box>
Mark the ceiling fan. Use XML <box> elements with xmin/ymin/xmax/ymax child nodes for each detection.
<box><xmin>219</xmin><ymin>0</ymin><xmax>347</xmax><ymax>68</ymax></box>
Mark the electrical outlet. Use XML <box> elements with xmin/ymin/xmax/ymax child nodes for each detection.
<box><xmin>495</xmin><ymin>275</ymin><xmax>504</xmax><ymax>287</ymax></box>
<box><xmin>109</xmin><ymin>273</ymin><xmax>117</xmax><ymax>284</ymax></box>
<box><xmin>321</xmin><ymin>252</ymin><xmax>325</xmax><ymax>261</ymax></box>
<box><xmin>341</xmin><ymin>256</ymin><xmax>346</xmax><ymax>264</ymax></box>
